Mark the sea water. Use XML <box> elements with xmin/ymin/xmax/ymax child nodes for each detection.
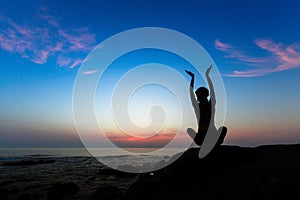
<box><xmin>0</xmin><ymin>148</ymin><xmax>186</xmax><ymax>171</ymax></box>
<box><xmin>0</xmin><ymin>148</ymin><xmax>185</xmax><ymax>157</ymax></box>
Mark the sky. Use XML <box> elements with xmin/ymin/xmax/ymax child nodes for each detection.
<box><xmin>0</xmin><ymin>0</ymin><xmax>300</xmax><ymax>147</ymax></box>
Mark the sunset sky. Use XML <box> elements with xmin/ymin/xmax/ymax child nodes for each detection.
<box><xmin>0</xmin><ymin>0</ymin><xmax>300</xmax><ymax>147</ymax></box>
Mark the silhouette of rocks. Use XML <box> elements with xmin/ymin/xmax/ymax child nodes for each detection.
<box><xmin>123</xmin><ymin>145</ymin><xmax>300</xmax><ymax>200</ymax></box>
<box><xmin>0</xmin><ymin>189</ymin><xmax>8</xmax><ymax>199</ymax></box>
<box><xmin>89</xmin><ymin>185</ymin><xmax>121</xmax><ymax>200</ymax></box>
<box><xmin>16</xmin><ymin>193</ymin><xmax>41</xmax><ymax>200</ymax></box>
<box><xmin>98</xmin><ymin>168</ymin><xmax>136</xmax><ymax>178</ymax></box>
<box><xmin>47</xmin><ymin>182</ymin><xmax>80</xmax><ymax>200</ymax></box>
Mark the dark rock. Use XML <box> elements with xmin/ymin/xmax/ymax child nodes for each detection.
<box><xmin>0</xmin><ymin>189</ymin><xmax>8</xmax><ymax>200</ymax></box>
<box><xmin>123</xmin><ymin>145</ymin><xmax>300</xmax><ymax>200</ymax></box>
<box><xmin>16</xmin><ymin>193</ymin><xmax>41</xmax><ymax>200</ymax></box>
<box><xmin>98</xmin><ymin>168</ymin><xmax>135</xmax><ymax>178</ymax></box>
<box><xmin>47</xmin><ymin>182</ymin><xmax>80</xmax><ymax>200</ymax></box>
<box><xmin>89</xmin><ymin>185</ymin><xmax>121</xmax><ymax>200</ymax></box>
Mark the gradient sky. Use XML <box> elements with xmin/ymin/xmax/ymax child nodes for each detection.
<box><xmin>0</xmin><ymin>0</ymin><xmax>300</xmax><ymax>147</ymax></box>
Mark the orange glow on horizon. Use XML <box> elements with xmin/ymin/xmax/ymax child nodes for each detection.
<box><xmin>107</xmin><ymin>131</ymin><xmax>176</xmax><ymax>148</ymax></box>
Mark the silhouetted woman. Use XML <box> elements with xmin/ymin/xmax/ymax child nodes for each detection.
<box><xmin>185</xmin><ymin>65</ymin><xmax>227</xmax><ymax>147</ymax></box>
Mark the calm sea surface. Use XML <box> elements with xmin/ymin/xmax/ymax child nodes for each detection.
<box><xmin>0</xmin><ymin>148</ymin><xmax>187</xmax><ymax>172</ymax></box>
<box><xmin>0</xmin><ymin>148</ymin><xmax>185</xmax><ymax>158</ymax></box>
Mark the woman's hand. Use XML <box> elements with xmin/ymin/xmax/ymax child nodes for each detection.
<box><xmin>185</xmin><ymin>70</ymin><xmax>194</xmax><ymax>77</ymax></box>
<box><xmin>205</xmin><ymin>65</ymin><xmax>212</xmax><ymax>76</ymax></box>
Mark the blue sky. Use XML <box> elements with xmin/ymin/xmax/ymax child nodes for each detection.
<box><xmin>0</xmin><ymin>0</ymin><xmax>300</xmax><ymax>147</ymax></box>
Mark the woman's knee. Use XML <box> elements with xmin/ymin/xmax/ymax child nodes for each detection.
<box><xmin>187</xmin><ymin>128</ymin><xmax>196</xmax><ymax>139</ymax></box>
<box><xmin>218</xmin><ymin>126</ymin><xmax>227</xmax><ymax>135</ymax></box>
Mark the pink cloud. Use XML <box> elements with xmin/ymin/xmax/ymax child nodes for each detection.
<box><xmin>81</xmin><ymin>70</ymin><xmax>98</xmax><ymax>75</ymax></box>
<box><xmin>38</xmin><ymin>7</ymin><xmax>59</xmax><ymax>28</ymax></box>
<box><xmin>226</xmin><ymin>68</ymin><xmax>279</xmax><ymax>77</ymax></box>
<box><xmin>215</xmin><ymin>39</ymin><xmax>300</xmax><ymax>77</ymax></box>
<box><xmin>57</xmin><ymin>55</ymin><xmax>71</xmax><ymax>67</ymax></box>
<box><xmin>31</xmin><ymin>50</ymin><xmax>49</xmax><ymax>64</ymax></box>
<box><xmin>215</xmin><ymin>39</ymin><xmax>268</xmax><ymax>64</ymax></box>
<box><xmin>58</xmin><ymin>29</ymin><xmax>95</xmax><ymax>52</ymax></box>
<box><xmin>69</xmin><ymin>59</ymin><xmax>83</xmax><ymax>69</ymax></box>
<box><xmin>255</xmin><ymin>39</ymin><xmax>300</xmax><ymax>71</ymax></box>
<box><xmin>215</xmin><ymin>39</ymin><xmax>234</xmax><ymax>51</ymax></box>
<box><xmin>0</xmin><ymin>8</ymin><xmax>96</xmax><ymax>68</ymax></box>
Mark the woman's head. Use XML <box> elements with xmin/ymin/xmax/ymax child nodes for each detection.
<box><xmin>195</xmin><ymin>87</ymin><xmax>209</xmax><ymax>101</ymax></box>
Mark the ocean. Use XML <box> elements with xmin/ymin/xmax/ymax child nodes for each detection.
<box><xmin>0</xmin><ymin>147</ymin><xmax>185</xmax><ymax>157</ymax></box>
<box><xmin>0</xmin><ymin>148</ymin><xmax>186</xmax><ymax>172</ymax></box>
